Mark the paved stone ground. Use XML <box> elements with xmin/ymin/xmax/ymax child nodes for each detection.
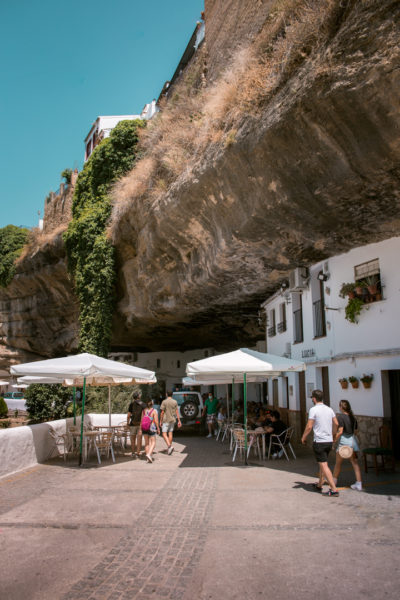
<box><xmin>1</xmin><ymin>434</ymin><xmax>399</xmax><ymax>600</ymax></box>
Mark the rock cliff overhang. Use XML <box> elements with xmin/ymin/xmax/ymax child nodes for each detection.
<box><xmin>110</xmin><ymin>0</ymin><xmax>400</xmax><ymax>351</ymax></box>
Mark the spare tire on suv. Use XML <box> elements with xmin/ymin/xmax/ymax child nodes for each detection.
<box><xmin>180</xmin><ymin>400</ymin><xmax>199</xmax><ymax>419</ymax></box>
<box><xmin>172</xmin><ymin>391</ymin><xmax>204</xmax><ymax>431</ymax></box>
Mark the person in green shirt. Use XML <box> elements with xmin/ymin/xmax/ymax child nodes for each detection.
<box><xmin>202</xmin><ymin>392</ymin><xmax>219</xmax><ymax>438</ymax></box>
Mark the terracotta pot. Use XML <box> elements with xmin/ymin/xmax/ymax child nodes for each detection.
<box><xmin>350</xmin><ymin>380</ymin><xmax>359</xmax><ymax>389</ymax></box>
<box><xmin>375</xmin><ymin>293</ymin><xmax>382</xmax><ymax>301</ymax></box>
<box><xmin>348</xmin><ymin>291</ymin><xmax>356</xmax><ymax>299</ymax></box>
<box><xmin>362</xmin><ymin>380</ymin><xmax>372</xmax><ymax>389</ymax></box>
<box><xmin>367</xmin><ymin>284</ymin><xmax>378</xmax><ymax>295</ymax></box>
<box><xmin>339</xmin><ymin>381</ymin><xmax>348</xmax><ymax>389</ymax></box>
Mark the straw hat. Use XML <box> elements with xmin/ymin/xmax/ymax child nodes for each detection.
<box><xmin>338</xmin><ymin>445</ymin><xmax>353</xmax><ymax>459</ymax></box>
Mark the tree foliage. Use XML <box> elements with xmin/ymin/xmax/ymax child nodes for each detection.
<box><xmin>76</xmin><ymin>384</ymin><xmax>140</xmax><ymax>415</ymax></box>
<box><xmin>25</xmin><ymin>384</ymin><xmax>72</xmax><ymax>423</ymax></box>
<box><xmin>0</xmin><ymin>225</ymin><xmax>29</xmax><ymax>287</ymax></box>
<box><xmin>63</xmin><ymin>119</ymin><xmax>145</xmax><ymax>356</ymax></box>
<box><xmin>0</xmin><ymin>396</ymin><xmax>8</xmax><ymax>418</ymax></box>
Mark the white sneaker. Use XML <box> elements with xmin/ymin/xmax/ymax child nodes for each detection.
<box><xmin>168</xmin><ymin>446</ymin><xmax>174</xmax><ymax>455</ymax></box>
<box><xmin>146</xmin><ymin>454</ymin><xmax>153</xmax><ymax>463</ymax></box>
<box><xmin>350</xmin><ymin>482</ymin><xmax>362</xmax><ymax>491</ymax></box>
<box><xmin>206</xmin><ymin>434</ymin><xmax>212</xmax><ymax>438</ymax></box>
<box><xmin>272</xmin><ymin>453</ymin><xmax>278</xmax><ymax>459</ymax></box>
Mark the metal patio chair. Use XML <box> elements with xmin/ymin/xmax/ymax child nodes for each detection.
<box><xmin>267</xmin><ymin>427</ymin><xmax>296</xmax><ymax>461</ymax></box>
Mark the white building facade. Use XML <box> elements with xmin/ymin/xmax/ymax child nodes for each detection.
<box><xmin>261</xmin><ymin>236</ymin><xmax>400</xmax><ymax>450</ymax></box>
<box><xmin>109</xmin><ymin>342</ymin><xmax>267</xmax><ymax>405</ymax></box>
<box><xmin>84</xmin><ymin>102</ymin><xmax>159</xmax><ymax>161</ymax></box>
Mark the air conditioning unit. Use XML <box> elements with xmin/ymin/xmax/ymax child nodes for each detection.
<box><xmin>288</xmin><ymin>267</ymin><xmax>309</xmax><ymax>291</ymax></box>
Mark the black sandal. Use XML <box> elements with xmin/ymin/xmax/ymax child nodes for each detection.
<box><xmin>322</xmin><ymin>489</ymin><xmax>339</xmax><ymax>497</ymax></box>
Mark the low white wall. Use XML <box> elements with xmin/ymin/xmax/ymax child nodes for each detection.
<box><xmin>0</xmin><ymin>413</ymin><xmax>127</xmax><ymax>479</ymax></box>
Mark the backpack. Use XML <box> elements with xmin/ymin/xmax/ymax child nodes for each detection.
<box><xmin>130</xmin><ymin>400</ymin><xmax>145</xmax><ymax>426</ymax></box>
<box><xmin>141</xmin><ymin>408</ymin><xmax>154</xmax><ymax>432</ymax></box>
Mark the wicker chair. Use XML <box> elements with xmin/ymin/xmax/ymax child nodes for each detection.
<box><xmin>93</xmin><ymin>432</ymin><xmax>115</xmax><ymax>464</ymax></box>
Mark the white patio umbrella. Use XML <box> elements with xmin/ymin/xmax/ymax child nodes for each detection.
<box><xmin>186</xmin><ymin>348</ymin><xmax>306</xmax><ymax>464</ymax></box>
<box><xmin>0</xmin><ymin>380</ymin><xmax>9</xmax><ymax>386</ymax></box>
<box><xmin>11</xmin><ymin>384</ymin><xmax>29</xmax><ymax>389</ymax></box>
<box><xmin>11</xmin><ymin>353</ymin><xmax>156</xmax><ymax>465</ymax></box>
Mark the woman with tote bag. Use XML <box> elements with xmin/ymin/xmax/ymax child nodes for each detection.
<box><xmin>333</xmin><ymin>400</ymin><xmax>363</xmax><ymax>491</ymax></box>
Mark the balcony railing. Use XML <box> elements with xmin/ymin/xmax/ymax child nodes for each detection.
<box><xmin>313</xmin><ymin>299</ymin><xmax>326</xmax><ymax>338</ymax></box>
<box><xmin>293</xmin><ymin>309</ymin><xmax>303</xmax><ymax>343</ymax></box>
<box><xmin>267</xmin><ymin>326</ymin><xmax>276</xmax><ymax>337</ymax></box>
<box><xmin>277</xmin><ymin>321</ymin><xmax>287</xmax><ymax>333</ymax></box>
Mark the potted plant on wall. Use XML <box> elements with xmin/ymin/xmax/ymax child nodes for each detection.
<box><xmin>339</xmin><ymin>283</ymin><xmax>356</xmax><ymax>299</ymax></box>
<box><xmin>360</xmin><ymin>373</ymin><xmax>374</xmax><ymax>389</ymax></box>
<box><xmin>354</xmin><ymin>280</ymin><xmax>368</xmax><ymax>296</ymax></box>
<box><xmin>338</xmin><ymin>377</ymin><xmax>348</xmax><ymax>389</ymax></box>
<box><xmin>348</xmin><ymin>376</ymin><xmax>359</xmax><ymax>389</ymax></box>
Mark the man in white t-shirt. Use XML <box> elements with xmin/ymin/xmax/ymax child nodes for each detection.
<box><xmin>301</xmin><ymin>389</ymin><xmax>339</xmax><ymax>496</ymax></box>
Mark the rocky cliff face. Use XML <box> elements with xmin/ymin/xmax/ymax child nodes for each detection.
<box><xmin>0</xmin><ymin>232</ymin><xmax>79</xmax><ymax>371</ymax></box>
<box><xmin>110</xmin><ymin>0</ymin><xmax>400</xmax><ymax>351</ymax></box>
<box><xmin>1</xmin><ymin>0</ymin><xmax>399</xmax><ymax>365</ymax></box>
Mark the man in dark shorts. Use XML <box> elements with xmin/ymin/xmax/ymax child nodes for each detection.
<box><xmin>301</xmin><ymin>389</ymin><xmax>339</xmax><ymax>496</ymax></box>
<box><xmin>127</xmin><ymin>392</ymin><xmax>146</xmax><ymax>458</ymax></box>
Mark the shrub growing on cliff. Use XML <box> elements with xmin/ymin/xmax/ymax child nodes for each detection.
<box><xmin>25</xmin><ymin>384</ymin><xmax>71</xmax><ymax>423</ymax></box>
<box><xmin>64</xmin><ymin>119</ymin><xmax>144</xmax><ymax>356</ymax></box>
<box><xmin>0</xmin><ymin>225</ymin><xmax>29</xmax><ymax>287</ymax></box>
<box><xmin>0</xmin><ymin>396</ymin><xmax>9</xmax><ymax>418</ymax></box>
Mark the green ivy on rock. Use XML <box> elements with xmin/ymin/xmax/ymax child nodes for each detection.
<box><xmin>64</xmin><ymin>119</ymin><xmax>145</xmax><ymax>356</ymax></box>
<box><xmin>0</xmin><ymin>225</ymin><xmax>29</xmax><ymax>287</ymax></box>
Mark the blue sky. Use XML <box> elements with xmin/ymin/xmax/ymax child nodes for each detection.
<box><xmin>0</xmin><ymin>0</ymin><xmax>203</xmax><ymax>229</ymax></box>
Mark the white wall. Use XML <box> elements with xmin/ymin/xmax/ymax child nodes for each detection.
<box><xmin>0</xmin><ymin>413</ymin><xmax>126</xmax><ymax>479</ymax></box>
<box><xmin>262</xmin><ymin>236</ymin><xmax>400</xmax><ymax>417</ymax></box>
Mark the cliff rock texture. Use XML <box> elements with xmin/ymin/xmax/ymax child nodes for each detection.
<box><xmin>0</xmin><ymin>232</ymin><xmax>79</xmax><ymax>368</ymax></box>
<box><xmin>110</xmin><ymin>0</ymin><xmax>400</xmax><ymax>351</ymax></box>
<box><xmin>1</xmin><ymin>0</ymin><xmax>399</xmax><ymax>364</ymax></box>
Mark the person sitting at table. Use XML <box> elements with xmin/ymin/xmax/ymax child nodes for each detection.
<box><xmin>256</xmin><ymin>409</ymin><xmax>272</xmax><ymax>428</ymax></box>
<box><xmin>233</xmin><ymin>401</ymin><xmax>244</xmax><ymax>423</ymax></box>
<box><xmin>263</xmin><ymin>410</ymin><xmax>287</xmax><ymax>458</ymax></box>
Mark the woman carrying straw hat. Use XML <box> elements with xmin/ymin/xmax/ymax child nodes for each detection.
<box><xmin>333</xmin><ymin>399</ymin><xmax>363</xmax><ymax>491</ymax></box>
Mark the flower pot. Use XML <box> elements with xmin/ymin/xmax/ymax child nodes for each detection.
<box><xmin>350</xmin><ymin>380</ymin><xmax>359</xmax><ymax>389</ymax></box>
<box><xmin>348</xmin><ymin>291</ymin><xmax>356</xmax><ymax>299</ymax></box>
<box><xmin>339</xmin><ymin>381</ymin><xmax>348</xmax><ymax>389</ymax></box>
<box><xmin>362</xmin><ymin>380</ymin><xmax>372</xmax><ymax>389</ymax></box>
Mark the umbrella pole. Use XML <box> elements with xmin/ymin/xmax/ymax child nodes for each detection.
<box><xmin>73</xmin><ymin>386</ymin><xmax>76</xmax><ymax>425</ymax></box>
<box><xmin>226</xmin><ymin>384</ymin><xmax>229</xmax><ymax>420</ymax></box>
<box><xmin>232</xmin><ymin>377</ymin><xmax>235</xmax><ymax>422</ymax></box>
<box><xmin>79</xmin><ymin>377</ymin><xmax>86</xmax><ymax>466</ymax></box>
<box><xmin>244</xmin><ymin>373</ymin><xmax>248</xmax><ymax>465</ymax></box>
<box><xmin>108</xmin><ymin>384</ymin><xmax>111</xmax><ymax>427</ymax></box>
